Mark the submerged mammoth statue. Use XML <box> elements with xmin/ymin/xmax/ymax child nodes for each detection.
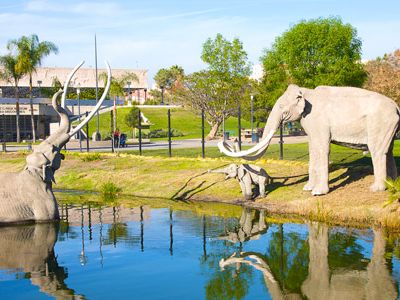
<box><xmin>219</xmin><ymin>84</ymin><xmax>400</xmax><ymax>195</ymax></box>
<box><xmin>210</xmin><ymin>164</ymin><xmax>271</xmax><ymax>200</ymax></box>
<box><xmin>0</xmin><ymin>61</ymin><xmax>111</xmax><ymax>223</ymax></box>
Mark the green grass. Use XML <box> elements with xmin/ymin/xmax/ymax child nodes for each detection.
<box><xmin>86</xmin><ymin>107</ymin><xmax>252</xmax><ymax>140</ymax></box>
<box><xmin>120</xmin><ymin>142</ymin><xmax>367</xmax><ymax>164</ymax></box>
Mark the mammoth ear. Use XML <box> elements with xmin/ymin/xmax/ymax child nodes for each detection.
<box><xmin>296</xmin><ymin>89</ymin><xmax>306</xmax><ymax>115</ymax></box>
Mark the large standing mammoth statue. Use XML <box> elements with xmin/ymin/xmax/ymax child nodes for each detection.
<box><xmin>0</xmin><ymin>61</ymin><xmax>111</xmax><ymax>223</ymax></box>
<box><xmin>219</xmin><ymin>84</ymin><xmax>400</xmax><ymax>195</ymax></box>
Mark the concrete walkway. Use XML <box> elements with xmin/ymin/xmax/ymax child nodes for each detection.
<box><xmin>1</xmin><ymin>135</ymin><xmax>308</xmax><ymax>153</ymax></box>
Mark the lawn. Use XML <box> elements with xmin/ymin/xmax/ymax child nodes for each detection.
<box><xmin>86</xmin><ymin>106</ymin><xmax>252</xmax><ymax>140</ymax></box>
<box><xmin>2</xmin><ymin>141</ymin><xmax>400</xmax><ymax>230</ymax></box>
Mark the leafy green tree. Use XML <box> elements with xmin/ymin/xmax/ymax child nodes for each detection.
<box><xmin>176</xmin><ymin>34</ymin><xmax>251</xmax><ymax>139</ymax></box>
<box><xmin>0</xmin><ymin>54</ymin><xmax>25</xmax><ymax>142</ymax></box>
<box><xmin>153</xmin><ymin>65</ymin><xmax>184</xmax><ymax>104</ymax></box>
<box><xmin>8</xmin><ymin>34</ymin><xmax>58</xmax><ymax>142</ymax></box>
<box><xmin>154</xmin><ymin>65</ymin><xmax>184</xmax><ymax>89</ymax></box>
<box><xmin>260</xmin><ymin>17</ymin><xmax>367</xmax><ymax>108</ymax></box>
<box><xmin>124</xmin><ymin>107</ymin><xmax>141</xmax><ymax>137</ymax></box>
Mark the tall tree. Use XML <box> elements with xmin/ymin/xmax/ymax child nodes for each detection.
<box><xmin>176</xmin><ymin>34</ymin><xmax>251</xmax><ymax>139</ymax></box>
<box><xmin>364</xmin><ymin>49</ymin><xmax>400</xmax><ymax>105</ymax></box>
<box><xmin>0</xmin><ymin>54</ymin><xmax>25</xmax><ymax>142</ymax></box>
<box><xmin>260</xmin><ymin>17</ymin><xmax>367</xmax><ymax>108</ymax></box>
<box><xmin>153</xmin><ymin>65</ymin><xmax>184</xmax><ymax>104</ymax></box>
<box><xmin>8</xmin><ymin>34</ymin><xmax>58</xmax><ymax>142</ymax></box>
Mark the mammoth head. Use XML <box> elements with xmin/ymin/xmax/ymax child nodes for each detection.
<box><xmin>225</xmin><ymin>163</ymin><xmax>239</xmax><ymax>179</ymax></box>
<box><xmin>276</xmin><ymin>84</ymin><xmax>306</xmax><ymax>122</ymax></box>
<box><xmin>25</xmin><ymin>61</ymin><xmax>111</xmax><ymax>183</ymax></box>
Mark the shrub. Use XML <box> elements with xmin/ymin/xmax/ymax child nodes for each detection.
<box><xmin>385</xmin><ymin>178</ymin><xmax>400</xmax><ymax>207</ymax></box>
<box><xmin>144</xmin><ymin>129</ymin><xmax>184</xmax><ymax>138</ymax></box>
<box><xmin>81</xmin><ymin>153</ymin><xmax>101</xmax><ymax>162</ymax></box>
<box><xmin>100</xmin><ymin>182</ymin><xmax>122</xmax><ymax>201</ymax></box>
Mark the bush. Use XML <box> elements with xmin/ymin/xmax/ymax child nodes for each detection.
<box><xmin>144</xmin><ymin>129</ymin><xmax>184</xmax><ymax>138</ymax></box>
<box><xmin>385</xmin><ymin>178</ymin><xmax>400</xmax><ymax>207</ymax></box>
<box><xmin>81</xmin><ymin>153</ymin><xmax>102</xmax><ymax>162</ymax></box>
<box><xmin>100</xmin><ymin>182</ymin><xmax>122</xmax><ymax>201</ymax></box>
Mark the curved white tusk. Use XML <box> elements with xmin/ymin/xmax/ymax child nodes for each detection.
<box><xmin>217</xmin><ymin>131</ymin><xmax>273</xmax><ymax>158</ymax></box>
<box><xmin>68</xmin><ymin>61</ymin><xmax>111</xmax><ymax>137</ymax></box>
<box><xmin>61</xmin><ymin>60</ymin><xmax>85</xmax><ymax>108</ymax></box>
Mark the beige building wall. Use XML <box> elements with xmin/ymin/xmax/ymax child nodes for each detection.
<box><xmin>0</xmin><ymin>67</ymin><xmax>148</xmax><ymax>89</ymax></box>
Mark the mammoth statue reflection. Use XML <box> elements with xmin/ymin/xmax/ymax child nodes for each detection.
<box><xmin>220</xmin><ymin>221</ymin><xmax>398</xmax><ymax>300</ymax></box>
<box><xmin>219</xmin><ymin>85</ymin><xmax>400</xmax><ymax>195</ymax></box>
<box><xmin>0</xmin><ymin>223</ymin><xmax>84</xmax><ymax>299</ymax></box>
<box><xmin>0</xmin><ymin>61</ymin><xmax>111</xmax><ymax>223</ymax></box>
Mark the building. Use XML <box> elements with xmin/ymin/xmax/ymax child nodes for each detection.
<box><xmin>0</xmin><ymin>66</ymin><xmax>148</xmax><ymax>141</ymax></box>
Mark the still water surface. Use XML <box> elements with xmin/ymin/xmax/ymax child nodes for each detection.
<box><xmin>0</xmin><ymin>201</ymin><xmax>400</xmax><ymax>299</ymax></box>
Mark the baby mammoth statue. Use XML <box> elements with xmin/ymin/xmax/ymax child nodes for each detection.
<box><xmin>210</xmin><ymin>164</ymin><xmax>272</xmax><ymax>200</ymax></box>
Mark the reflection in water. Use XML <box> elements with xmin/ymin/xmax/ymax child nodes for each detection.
<box><xmin>220</xmin><ymin>213</ymin><xmax>398</xmax><ymax>300</ymax></box>
<box><xmin>1</xmin><ymin>203</ymin><xmax>400</xmax><ymax>299</ymax></box>
<box><xmin>0</xmin><ymin>223</ymin><xmax>84</xmax><ymax>299</ymax></box>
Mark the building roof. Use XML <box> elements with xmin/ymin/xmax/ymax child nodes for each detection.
<box><xmin>0</xmin><ymin>66</ymin><xmax>148</xmax><ymax>89</ymax></box>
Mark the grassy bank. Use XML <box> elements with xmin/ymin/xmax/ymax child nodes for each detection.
<box><xmin>1</xmin><ymin>142</ymin><xmax>400</xmax><ymax>230</ymax></box>
<box><xmin>86</xmin><ymin>106</ymin><xmax>252</xmax><ymax>139</ymax></box>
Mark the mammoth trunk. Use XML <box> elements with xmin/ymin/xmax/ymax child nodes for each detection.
<box><xmin>218</xmin><ymin>105</ymin><xmax>282</xmax><ymax>159</ymax></box>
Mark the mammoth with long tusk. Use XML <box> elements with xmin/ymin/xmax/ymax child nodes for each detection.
<box><xmin>0</xmin><ymin>61</ymin><xmax>111</xmax><ymax>223</ymax></box>
<box><xmin>219</xmin><ymin>84</ymin><xmax>400</xmax><ymax>195</ymax></box>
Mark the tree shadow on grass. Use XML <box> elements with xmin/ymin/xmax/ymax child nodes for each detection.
<box><xmin>171</xmin><ymin>164</ymin><xmax>230</xmax><ymax>201</ymax></box>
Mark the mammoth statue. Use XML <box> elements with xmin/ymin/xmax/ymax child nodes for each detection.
<box><xmin>0</xmin><ymin>61</ymin><xmax>111</xmax><ymax>223</ymax></box>
<box><xmin>210</xmin><ymin>163</ymin><xmax>271</xmax><ymax>200</ymax></box>
<box><xmin>219</xmin><ymin>84</ymin><xmax>400</xmax><ymax>195</ymax></box>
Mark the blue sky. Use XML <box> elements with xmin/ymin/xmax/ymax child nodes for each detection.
<box><xmin>0</xmin><ymin>0</ymin><xmax>399</xmax><ymax>85</ymax></box>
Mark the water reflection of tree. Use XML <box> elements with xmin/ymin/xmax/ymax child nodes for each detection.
<box><xmin>328</xmin><ymin>229</ymin><xmax>369</xmax><ymax>271</ymax></box>
<box><xmin>102</xmin><ymin>207</ymin><xmax>141</xmax><ymax>247</ymax></box>
<box><xmin>265</xmin><ymin>224</ymin><xmax>309</xmax><ymax>294</ymax></box>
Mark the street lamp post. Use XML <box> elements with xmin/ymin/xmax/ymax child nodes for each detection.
<box><xmin>127</xmin><ymin>82</ymin><xmax>131</xmax><ymax>106</ymax></box>
<box><xmin>250</xmin><ymin>94</ymin><xmax>254</xmax><ymax>134</ymax></box>
<box><xmin>77</xmin><ymin>85</ymin><xmax>82</xmax><ymax>152</ymax></box>
<box><xmin>160</xmin><ymin>86</ymin><xmax>164</xmax><ymax>105</ymax></box>
<box><xmin>37</xmin><ymin>80</ymin><xmax>42</xmax><ymax>98</ymax></box>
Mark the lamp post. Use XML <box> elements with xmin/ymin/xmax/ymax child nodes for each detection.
<box><xmin>37</xmin><ymin>80</ymin><xmax>42</xmax><ymax>98</ymax></box>
<box><xmin>127</xmin><ymin>81</ymin><xmax>131</xmax><ymax>106</ymax></box>
<box><xmin>77</xmin><ymin>85</ymin><xmax>82</xmax><ymax>152</ymax></box>
<box><xmin>250</xmin><ymin>94</ymin><xmax>254</xmax><ymax>134</ymax></box>
<box><xmin>160</xmin><ymin>86</ymin><xmax>164</xmax><ymax>105</ymax></box>
<box><xmin>144</xmin><ymin>88</ymin><xmax>147</xmax><ymax>102</ymax></box>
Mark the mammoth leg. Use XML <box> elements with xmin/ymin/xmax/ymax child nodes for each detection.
<box><xmin>258</xmin><ymin>177</ymin><xmax>266</xmax><ymax>198</ymax></box>
<box><xmin>239</xmin><ymin>178</ymin><xmax>253</xmax><ymax>200</ymax></box>
<box><xmin>304</xmin><ymin>142</ymin><xmax>317</xmax><ymax>191</ymax></box>
<box><xmin>311</xmin><ymin>139</ymin><xmax>330</xmax><ymax>196</ymax></box>
<box><xmin>387</xmin><ymin>141</ymin><xmax>397</xmax><ymax>180</ymax></box>
<box><xmin>369</xmin><ymin>119</ymin><xmax>398</xmax><ymax>192</ymax></box>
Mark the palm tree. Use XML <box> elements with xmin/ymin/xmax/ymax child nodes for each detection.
<box><xmin>0</xmin><ymin>54</ymin><xmax>25</xmax><ymax>142</ymax></box>
<box><xmin>8</xmin><ymin>34</ymin><xmax>58</xmax><ymax>142</ymax></box>
<box><xmin>99</xmin><ymin>71</ymin><xmax>139</xmax><ymax>100</ymax></box>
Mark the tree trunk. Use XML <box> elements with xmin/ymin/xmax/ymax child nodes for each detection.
<box><xmin>15</xmin><ymin>84</ymin><xmax>20</xmax><ymax>143</ymax></box>
<box><xmin>206</xmin><ymin>121</ymin><xmax>221</xmax><ymax>140</ymax></box>
<box><xmin>29</xmin><ymin>75</ymin><xmax>36</xmax><ymax>142</ymax></box>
